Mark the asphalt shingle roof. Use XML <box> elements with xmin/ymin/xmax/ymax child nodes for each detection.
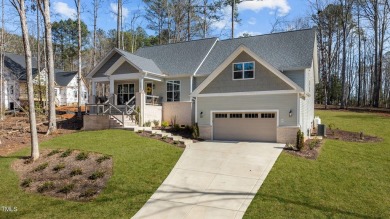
<box><xmin>196</xmin><ymin>28</ymin><xmax>316</xmax><ymax>75</ymax></box>
<box><xmin>4</xmin><ymin>53</ymin><xmax>40</xmax><ymax>80</ymax></box>
<box><xmin>117</xmin><ymin>49</ymin><xmax>162</xmax><ymax>75</ymax></box>
<box><xmin>55</xmin><ymin>70</ymin><xmax>77</xmax><ymax>86</ymax></box>
<box><xmin>135</xmin><ymin>38</ymin><xmax>218</xmax><ymax>75</ymax></box>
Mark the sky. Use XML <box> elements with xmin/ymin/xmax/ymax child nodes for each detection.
<box><xmin>3</xmin><ymin>0</ymin><xmax>313</xmax><ymax>39</ymax></box>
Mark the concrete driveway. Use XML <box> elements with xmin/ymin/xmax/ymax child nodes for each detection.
<box><xmin>133</xmin><ymin>141</ymin><xmax>284</xmax><ymax>219</ymax></box>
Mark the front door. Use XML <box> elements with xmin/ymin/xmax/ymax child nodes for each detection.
<box><xmin>145</xmin><ymin>82</ymin><xmax>153</xmax><ymax>103</ymax></box>
<box><xmin>117</xmin><ymin>84</ymin><xmax>135</xmax><ymax>105</ymax></box>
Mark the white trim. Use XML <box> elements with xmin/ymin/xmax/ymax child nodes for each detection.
<box><xmin>232</xmin><ymin>61</ymin><xmax>255</xmax><ymax>80</ymax></box>
<box><xmin>196</xmin><ymin>90</ymin><xmax>298</xmax><ymax>97</ymax></box>
<box><xmin>297</xmin><ymin>93</ymin><xmax>300</xmax><ymax>127</ymax></box>
<box><xmin>209</xmin><ymin>109</ymin><xmax>279</xmax><ymax>140</ymax></box>
<box><xmin>190</xmin><ymin>76</ymin><xmax>193</xmax><ymax>93</ymax></box>
<box><xmin>195</xmin><ymin>97</ymin><xmax>198</xmax><ymax>123</ymax></box>
<box><xmin>109</xmin><ymin>73</ymin><xmax>142</xmax><ymax>80</ymax></box>
<box><xmin>193</xmin><ymin>38</ymin><xmax>219</xmax><ymax>76</ymax></box>
<box><xmin>191</xmin><ymin>45</ymin><xmax>304</xmax><ymax>97</ymax></box>
<box><xmin>91</xmin><ymin>77</ymin><xmax>109</xmax><ymax>82</ymax></box>
<box><xmin>144</xmin><ymin>75</ymin><xmax>163</xmax><ymax>82</ymax></box>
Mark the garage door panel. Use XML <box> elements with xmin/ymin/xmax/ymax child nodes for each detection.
<box><xmin>213</xmin><ymin>112</ymin><xmax>276</xmax><ymax>142</ymax></box>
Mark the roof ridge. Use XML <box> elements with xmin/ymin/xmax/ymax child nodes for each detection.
<box><xmin>219</xmin><ymin>27</ymin><xmax>316</xmax><ymax>42</ymax></box>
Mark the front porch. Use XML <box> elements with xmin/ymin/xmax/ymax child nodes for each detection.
<box><xmin>85</xmin><ymin>74</ymin><xmax>164</xmax><ymax>128</ymax></box>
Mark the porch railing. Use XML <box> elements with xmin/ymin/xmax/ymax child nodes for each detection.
<box><xmin>146</xmin><ymin>95</ymin><xmax>161</xmax><ymax>106</ymax></box>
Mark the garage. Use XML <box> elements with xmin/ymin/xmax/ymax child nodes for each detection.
<box><xmin>212</xmin><ymin>112</ymin><xmax>277</xmax><ymax>142</ymax></box>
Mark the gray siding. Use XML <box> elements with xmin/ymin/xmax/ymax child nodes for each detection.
<box><xmin>193</xmin><ymin>76</ymin><xmax>207</xmax><ymax>91</ymax></box>
<box><xmin>197</xmin><ymin>93</ymin><xmax>298</xmax><ymax>127</ymax></box>
<box><xmin>112</xmin><ymin>62</ymin><xmax>139</xmax><ymax>75</ymax></box>
<box><xmin>93</xmin><ymin>53</ymin><xmax>121</xmax><ymax>78</ymax></box>
<box><xmin>283</xmin><ymin>70</ymin><xmax>305</xmax><ymax>90</ymax></box>
<box><xmin>201</xmin><ymin>51</ymin><xmax>293</xmax><ymax>94</ymax></box>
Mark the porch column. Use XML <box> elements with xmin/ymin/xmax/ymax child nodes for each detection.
<box><xmin>139</xmin><ymin>77</ymin><xmax>144</xmax><ymax>92</ymax></box>
<box><xmin>109</xmin><ymin>78</ymin><xmax>116</xmax><ymax>105</ymax></box>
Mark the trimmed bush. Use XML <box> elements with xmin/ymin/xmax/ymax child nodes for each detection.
<box><xmin>34</xmin><ymin>162</ymin><xmax>49</xmax><ymax>172</ymax></box>
<box><xmin>152</xmin><ymin>120</ymin><xmax>159</xmax><ymax>127</ymax></box>
<box><xmin>76</xmin><ymin>152</ymin><xmax>89</xmax><ymax>161</ymax></box>
<box><xmin>144</xmin><ymin>121</ymin><xmax>152</xmax><ymax>127</ymax></box>
<box><xmin>88</xmin><ymin>171</ymin><xmax>105</xmax><ymax>180</ymax></box>
<box><xmin>161</xmin><ymin>121</ymin><xmax>169</xmax><ymax>129</ymax></box>
<box><xmin>70</xmin><ymin>168</ymin><xmax>83</xmax><ymax>177</ymax></box>
<box><xmin>60</xmin><ymin>149</ymin><xmax>73</xmax><ymax>158</ymax></box>
<box><xmin>52</xmin><ymin>163</ymin><xmax>65</xmax><ymax>172</ymax></box>
<box><xmin>192</xmin><ymin>123</ymin><xmax>200</xmax><ymax>139</ymax></box>
<box><xmin>296</xmin><ymin>130</ymin><xmax>305</xmax><ymax>151</ymax></box>
<box><xmin>58</xmin><ymin>184</ymin><xmax>75</xmax><ymax>194</ymax></box>
<box><xmin>37</xmin><ymin>181</ymin><xmax>54</xmax><ymax>193</ymax></box>
<box><xmin>96</xmin><ymin>155</ymin><xmax>111</xmax><ymax>164</ymax></box>
<box><xmin>48</xmin><ymin>149</ymin><xmax>61</xmax><ymax>156</ymax></box>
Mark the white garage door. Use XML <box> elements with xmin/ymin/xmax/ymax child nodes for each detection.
<box><xmin>213</xmin><ymin>112</ymin><xmax>277</xmax><ymax>142</ymax></box>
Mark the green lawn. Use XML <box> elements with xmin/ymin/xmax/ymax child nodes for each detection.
<box><xmin>0</xmin><ymin>130</ymin><xmax>183</xmax><ymax>218</ymax></box>
<box><xmin>245</xmin><ymin>110</ymin><xmax>390</xmax><ymax>218</ymax></box>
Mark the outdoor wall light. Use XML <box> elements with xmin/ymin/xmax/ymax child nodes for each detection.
<box><xmin>289</xmin><ymin>109</ymin><xmax>293</xmax><ymax>117</ymax></box>
<box><xmin>200</xmin><ymin>111</ymin><xmax>203</xmax><ymax>118</ymax></box>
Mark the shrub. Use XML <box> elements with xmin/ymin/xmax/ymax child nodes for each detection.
<box><xmin>96</xmin><ymin>155</ymin><xmax>111</xmax><ymax>164</ymax></box>
<box><xmin>76</xmin><ymin>152</ymin><xmax>89</xmax><ymax>161</ymax></box>
<box><xmin>296</xmin><ymin>130</ymin><xmax>304</xmax><ymax>151</ymax></box>
<box><xmin>48</xmin><ymin>149</ymin><xmax>61</xmax><ymax>156</ymax></box>
<box><xmin>53</xmin><ymin>163</ymin><xmax>65</xmax><ymax>172</ymax></box>
<box><xmin>135</xmin><ymin>106</ymin><xmax>141</xmax><ymax>125</ymax></box>
<box><xmin>161</xmin><ymin>135</ymin><xmax>167</xmax><ymax>140</ymax></box>
<box><xmin>88</xmin><ymin>171</ymin><xmax>105</xmax><ymax>180</ymax></box>
<box><xmin>192</xmin><ymin>123</ymin><xmax>200</xmax><ymax>139</ymax></box>
<box><xmin>173</xmin><ymin>124</ymin><xmax>181</xmax><ymax>132</ymax></box>
<box><xmin>58</xmin><ymin>184</ymin><xmax>75</xmax><ymax>194</ymax></box>
<box><xmin>60</xmin><ymin>149</ymin><xmax>73</xmax><ymax>158</ymax></box>
<box><xmin>79</xmin><ymin>188</ymin><xmax>98</xmax><ymax>198</ymax></box>
<box><xmin>34</xmin><ymin>162</ymin><xmax>49</xmax><ymax>172</ymax></box>
<box><xmin>173</xmin><ymin>140</ymin><xmax>179</xmax><ymax>145</ymax></box>
<box><xmin>161</xmin><ymin>121</ymin><xmax>169</xmax><ymax>129</ymax></box>
<box><xmin>37</xmin><ymin>181</ymin><xmax>54</xmax><ymax>193</ymax></box>
<box><xmin>70</xmin><ymin>168</ymin><xmax>83</xmax><ymax>177</ymax></box>
<box><xmin>137</xmin><ymin>130</ymin><xmax>143</xmax><ymax>133</ymax></box>
<box><xmin>21</xmin><ymin>178</ymin><xmax>33</xmax><ymax>188</ymax></box>
<box><xmin>153</xmin><ymin>120</ymin><xmax>159</xmax><ymax>127</ymax></box>
<box><xmin>144</xmin><ymin>121</ymin><xmax>152</xmax><ymax>127</ymax></box>
<box><xmin>150</xmin><ymin>133</ymin><xmax>156</xmax><ymax>137</ymax></box>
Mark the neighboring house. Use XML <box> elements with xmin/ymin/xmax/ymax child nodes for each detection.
<box><xmin>86</xmin><ymin>28</ymin><xmax>318</xmax><ymax>143</ymax></box>
<box><xmin>2</xmin><ymin>53</ymin><xmax>47</xmax><ymax>110</ymax></box>
<box><xmin>54</xmin><ymin>70</ymin><xmax>88</xmax><ymax>106</ymax></box>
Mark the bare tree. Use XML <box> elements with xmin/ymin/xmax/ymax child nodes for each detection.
<box><xmin>38</xmin><ymin>0</ymin><xmax>57</xmax><ymax>134</ymax></box>
<box><xmin>117</xmin><ymin>0</ymin><xmax>122</xmax><ymax>48</ymax></box>
<box><xmin>0</xmin><ymin>0</ymin><xmax>4</xmax><ymax>121</ymax></box>
<box><xmin>10</xmin><ymin>0</ymin><xmax>39</xmax><ymax>160</ymax></box>
<box><xmin>75</xmin><ymin>0</ymin><xmax>82</xmax><ymax>117</ymax></box>
<box><xmin>92</xmin><ymin>0</ymin><xmax>103</xmax><ymax>66</ymax></box>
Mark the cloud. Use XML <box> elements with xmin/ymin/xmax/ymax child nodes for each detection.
<box><xmin>238</xmin><ymin>0</ymin><xmax>291</xmax><ymax>16</ymax></box>
<box><xmin>52</xmin><ymin>2</ymin><xmax>76</xmax><ymax>19</ymax></box>
<box><xmin>248</xmin><ymin>17</ymin><xmax>256</xmax><ymax>25</ymax></box>
<box><xmin>110</xmin><ymin>3</ymin><xmax>129</xmax><ymax>19</ymax></box>
<box><xmin>237</xmin><ymin>31</ymin><xmax>262</xmax><ymax>37</ymax></box>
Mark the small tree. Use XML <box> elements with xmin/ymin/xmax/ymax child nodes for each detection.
<box><xmin>296</xmin><ymin>130</ymin><xmax>304</xmax><ymax>151</ymax></box>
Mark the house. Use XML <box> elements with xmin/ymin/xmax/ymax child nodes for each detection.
<box><xmin>1</xmin><ymin>53</ymin><xmax>47</xmax><ymax>110</ymax></box>
<box><xmin>85</xmin><ymin>28</ymin><xmax>318</xmax><ymax>143</ymax></box>
<box><xmin>1</xmin><ymin>53</ymin><xmax>88</xmax><ymax>110</ymax></box>
<box><xmin>54</xmin><ymin>70</ymin><xmax>88</xmax><ymax>106</ymax></box>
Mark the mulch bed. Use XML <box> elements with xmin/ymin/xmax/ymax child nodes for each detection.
<box><xmin>11</xmin><ymin>149</ymin><xmax>113</xmax><ymax>201</ymax></box>
<box><xmin>284</xmin><ymin>138</ymin><xmax>324</xmax><ymax>160</ymax></box>
<box><xmin>136</xmin><ymin>131</ymin><xmax>187</xmax><ymax>148</ymax></box>
<box><xmin>325</xmin><ymin>128</ymin><xmax>382</xmax><ymax>143</ymax></box>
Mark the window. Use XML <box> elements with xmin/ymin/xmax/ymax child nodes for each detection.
<box><xmin>9</xmin><ymin>85</ymin><xmax>14</xmax><ymax>95</ymax></box>
<box><xmin>167</xmin><ymin>80</ymin><xmax>180</xmax><ymax>102</ymax></box>
<box><xmin>117</xmin><ymin>84</ymin><xmax>135</xmax><ymax>105</ymax></box>
<box><xmin>230</xmin><ymin>113</ymin><xmax>243</xmax><ymax>118</ymax></box>
<box><xmin>261</xmin><ymin>113</ymin><xmax>275</xmax><ymax>118</ymax></box>
<box><xmin>245</xmin><ymin>113</ymin><xmax>258</xmax><ymax>118</ymax></box>
<box><xmin>73</xmin><ymin>90</ymin><xmax>78</xmax><ymax>98</ymax></box>
<box><xmin>233</xmin><ymin>62</ymin><xmax>255</xmax><ymax>80</ymax></box>
<box><xmin>215</xmin><ymin>113</ymin><xmax>227</xmax><ymax>118</ymax></box>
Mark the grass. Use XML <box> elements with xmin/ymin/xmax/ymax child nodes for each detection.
<box><xmin>245</xmin><ymin>110</ymin><xmax>390</xmax><ymax>218</ymax></box>
<box><xmin>0</xmin><ymin>129</ymin><xmax>183</xmax><ymax>218</ymax></box>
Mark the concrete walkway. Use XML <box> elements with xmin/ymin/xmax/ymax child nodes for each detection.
<box><xmin>133</xmin><ymin>141</ymin><xmax>284</xmax><ymax>219</ymax></box>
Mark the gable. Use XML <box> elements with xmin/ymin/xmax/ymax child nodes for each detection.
<box><xmin>112</xmin><ymin>62</ymin><xmax>139</xmax><ymax>75</ymax></box>
<box><xmin>201</xmin><ymin>51</ymin><xmax>293</xmax><ymax>94</ymax></box>
<box><xmin>93</xmin><ymin>52</ymin><xmax>121</xmax><ymax>78</ymax></box>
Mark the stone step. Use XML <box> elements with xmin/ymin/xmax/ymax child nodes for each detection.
<box><xmin>179</xmin><ymin>139</ymin><xmax>193</xmax><ymax>146</ymax></box>
<box><xmin>169</xmin><ymin>135</ymin><xmax>182</xmax><ymax>141</ymax></box>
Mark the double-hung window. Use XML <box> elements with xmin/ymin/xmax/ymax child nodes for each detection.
<box><xmin>233</xmin><ymin>62</ymin><xmax>255</xmax><ymax>80</ymax></box>
<box><xmin>167</xmin><ymin>80</ymin><xmax>180</xmax><ymax>102</ymax></box>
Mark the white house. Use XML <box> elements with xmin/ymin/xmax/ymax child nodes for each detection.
<box><xmin>55</xmin><ymin>70</ymin><xmax>88</xmax><ymax>106</ymax></box>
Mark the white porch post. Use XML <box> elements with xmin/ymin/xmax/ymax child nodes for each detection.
<box><xmin>139</xmin><ymin>77</ymin><xmax>144</xmax><ymax>92</ymax></box>
<box><xmin>137</xmin><ymin>76</ymin><xmax>145</xmax><ymax>126</ymax></box>
<box><xmin>109</xmin><ymin>77</ymin><xmax>116</xmax><ymax>105</ymax></box>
